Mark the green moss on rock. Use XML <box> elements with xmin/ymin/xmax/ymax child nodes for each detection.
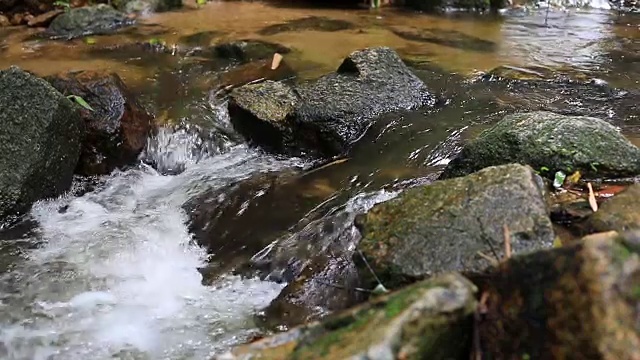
<box><xmin>587</xmin><ymin>184</ymin><xmax>640</xmax><ymax>233</ymax></box>
<box><xmin>0</xmin><ymin>66</ymin><xmax>84</xmax><ymax>221</ymax></box>
<box><xmin>480</xmin><ymin>230</ymin><xmax>640</xmax><ymax>359</ymax></box>
<box><xmin>216</xmin><ymin>273</ymin><xmax>477</xmax><ymax>360</ymax></box>
<box><xmin>440</xmin><ymin>111</ymin><xmax>640</xmax><ymax>180</ymax></box>
<box><xmin>357</xmin><ymin>163</ymin><xmax>554</xmax><ymax>290</ymax></box>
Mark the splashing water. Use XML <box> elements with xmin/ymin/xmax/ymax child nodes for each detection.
<box><xmin>0</xmin><ymin>139</ymin><xmax>307</xmax><ymax>359</ymax></box>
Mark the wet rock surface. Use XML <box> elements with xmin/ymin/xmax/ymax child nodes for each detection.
<box><xmin>217</xmin><ymin>58</ymin><xmax>296</xmax><ymax>92</ymax></box>
<box><xmin>479</xmin><ymin>230</ymin><xmax>640</xmax><ymax>359</ymax></box>
<box><xmin>0</xmin><ymin>66</ymin><xmax>83</xmax><ymax>220</ymax></box>
<box><xmin>143</xmin><ymin>124</ymin><xmax>236</xmax><ymax>176</ymax></box>
<box><xmin>47</xmin><ymin>4</ymin><xmax>134</xmax><ymax>39</ymax></box>
<box><xmin>357</xmin><ymin>164</ymin><xmax>554</xmax><ymax>289</ymax></box>
<box><xmin>46</xmin><ymin>70</ymin><xmax>155</xmax><ymax>176</ymax></box>
<box><xmin>587</xmin><ymin>184</ymin><xmax>640</xmax><ymax>233</ymax></box>
<box><xmin>258</xmin><ymin>16</ymin><xmax>355</xmax><ymax>36</ymax></box>
<box><xmin>184</xmin><ymin>170</ymin><xmax>327</xmax><ymax>277</ymax></box>
<box><xmin>229</xmin><ymin>47</ymin><xmax>435</xmax><ymax>157</ymax></box>
<box><xmin>254</xmin><ymin>211</ymin><xmax>369</xmax><ymax>329</ymax></box>
<box><xmin>476</xmin><ymin>73</ymin><xmax>640</xmax><ymax>123</ymax></box>
<box><xmin>217</xmin><ymin>273</ymin><xmax>477</xmax><ymax>360</ymax></box>
<box><xmin>208</xmin><ymin>39</ymin><xmax>291</xmax><ymax>64</ymax></box>
<box><xmin>440</xmin><ymin>111</ymin><xmax>640</xmax><ymax>180</ymax></box>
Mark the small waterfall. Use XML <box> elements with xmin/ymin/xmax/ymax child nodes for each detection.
<box><xmin>0</xmin><ymin>126</ymin><xmax>306</xmax><ymax>359</ymax></box>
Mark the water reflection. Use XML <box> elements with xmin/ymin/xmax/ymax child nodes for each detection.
<box><xmin>501</xmin><ymin>10</ymin><xmax>612</xmax><ymax>71</ymax></box>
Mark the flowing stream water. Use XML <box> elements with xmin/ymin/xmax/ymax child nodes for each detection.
<box><xmin>0</xmin><ymin>141</ymin><xmax>307</xmax><ymax>359</ymax></box>
<box><xmin>0</xmin><ymin>1</ymin><xmax>639</xmax><ymax>359</ymax></box>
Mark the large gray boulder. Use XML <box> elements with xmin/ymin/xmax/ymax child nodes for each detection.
<box><xmin>0</xmin><ymin>67</ymin><xmax>84</xmax><ymax>220</ymax></box>
<box><xmin>228</xmin><ymin>47</ymin><xmax>435</xmax><ymax>157</ymax></box>
<box><xmin>440</xmin><ymin>111</ymin><xmax>640</xmax><ymax>180</ymax></box>
<box><xmin>356</xmin><ymin>164</ymin><xmax>554</xmax><ymax>289</ymax></box>
<box><xmin>47</xmin><ymin>5</ymin><xmax>133</xmax><ymax>39</ymax></box>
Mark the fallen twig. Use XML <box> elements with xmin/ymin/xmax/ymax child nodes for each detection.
<box><xmin>503</xmin><ymin>224</ymin><xmax>511</xmax><ymax>260</ymax></box>
<box><xmin>587</xmin><ymin>182</ymin><xmax>598</xmax><ymax>212</ymax></box>
<box><xmin>472</xmin><ymin>291</ymin><xmax>490</xmax><ymax>360</ymax></box>
<box><xmin>477</xmin><ymin>251</ymin><xmax>499</xmax><ymax>267</ymax></box>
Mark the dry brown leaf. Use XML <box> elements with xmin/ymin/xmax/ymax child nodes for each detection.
<box><xmin>271</xmin><ymin>53</ymin><xmax>283</xmax><ymax>70</ymax></box>
<box><xmin>587</xmin><ymin>182</ymin><xmax>598</xmax><ymax>212</ymax></box>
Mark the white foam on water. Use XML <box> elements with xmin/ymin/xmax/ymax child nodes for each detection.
<box><xmin>0</xmin><ymin>144</ymin><xmax>305</xmax><ymax>360</ymax></box>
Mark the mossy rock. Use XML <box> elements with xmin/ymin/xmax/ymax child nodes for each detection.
<box><xmin>47</xmin><ymin>5</ymin><xmax>133</xmax><ymax>39</ymax></box>
<box><xmin>440</xmin><ymin>111</ymin><xmax>640</xmax><ymax>180</ymax></box>
<box><xmin>479</xmin><ymin>230</ymin><xmax>640</xmax><ymax>359</ymax></box>
<box><xmin>228</xmin><ymin>47</ymin><xmax>435</xmax><ymax>157</ymax></box>
<box><xmin>0</xmin><ymin>66</ymin><xmax>83</xmax><ymax>222</ymax></box>
<box><xmin>357</xmin><ymin>164</ymin><xmax>554</xmax><ymax>289</ymax></box>
<box><xmin>216</xmin><ymin>273</ymin><xmax>477</xmax><ymax>360</ymax></box>
<box><xmin>211</xmin><ymin>40</ymin><xmax>291</xmax><ymax>64</ymax></box>
<box><xmin>587</xmin><ymin>184</ymin><xmax>640</xmax><ymax>233</ymax></box>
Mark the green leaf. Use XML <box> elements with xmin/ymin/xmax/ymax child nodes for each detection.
<box><xmin>196</xmin><ymin>0</ymin><xmax>207</xmax><ymax>5</ymax></box>
<box><xmin>53</xmin><ymin>0</ymin><xmax>71</xmax><ymax>9</ymax></box>
<box><xmin>67</xmin><ymin>95</ymin><xmax>94</xmax><ymax>112</ymax></box>
<box><xmin>84</xmin><ymin>37</ymin><xmax>96</xmax><ymax>45</ymax></box>
<box><xmin>553</xmin><ymin>171</ymin><xmax>566</xmax><ymax>189</ymax></box>
<box><xmin>540</xmin><ymin>166</ymin><xmax>549</xmax><ymax>173</ymax></box>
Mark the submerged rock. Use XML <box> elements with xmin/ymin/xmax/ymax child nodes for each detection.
<box><xmin>217</xmin><ymin>58</ymin><xmax>296</xmax><ymax>90</ymax></box>
<box><xmin>587</xmin><ymin>184</ymin><xmax>640</xmax><ymax>233</ymax></box>
<box><xmin>0</xmin><ymin>66</ymin><xmax>83</xmax><ymax>220</ymax></box>
<box><xmin>258</xmin><ymin>16</ymin><xmax>355</xmax><ymax>36</ymax></box>
<box><xmin>47</xmin><ymin>5</ymin><xmax>133</xmax><ymax>39</ymax></box>
<box><xmin>112</xmin><ymin>0</ymin><xmax>182</xmax><ymax>13</ymax></box>
<box><xmin>475</xmin><ymin>74</ymin><xmax>640</xmax><ymax>123</ymax></box>
<box><xmin>229</xmin><ymin>47</ymin><xmax>435</xmax><ymax>157</ymax></box>
<box><xmin>255</xmin><ymin>211</ymin><xmax>367</xmax><ymax>329</ymax></box>
<box><xmin>217</xmin><ymin>273</ymin><xmax>476</xmax><ymax>360</ymax></box>
<box><xmin>440</xmin><ymin>111</ymin><xmax>640</xmax><ymax>180</ymax></box>
<box><xmin>210</xmin><ymin>40</ymin><xmax>291</xmax><ymax>64</ymax></box>
<box><xmin>46</xmin><ymin>70</ymin><xmax>155</xmax><ymax>176</ymax></box>
<box><xmin>357</xmin><ymin>164</ymin><xmax>554</xmax><ymax>289</ymax></box>
<box><xmin>183</xmin><ymin>170</ymin><xmax>330</xmax><ymax>278</ymax></box>
<box><xmin>479</xmin><ymin>230</ymin><xmax>640</xmax><ymax>359</ymax></box>
<box><xmin>391</xmin><ymin>26</ymin><xmax>497</xmax><ymax>53</ymax></box>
